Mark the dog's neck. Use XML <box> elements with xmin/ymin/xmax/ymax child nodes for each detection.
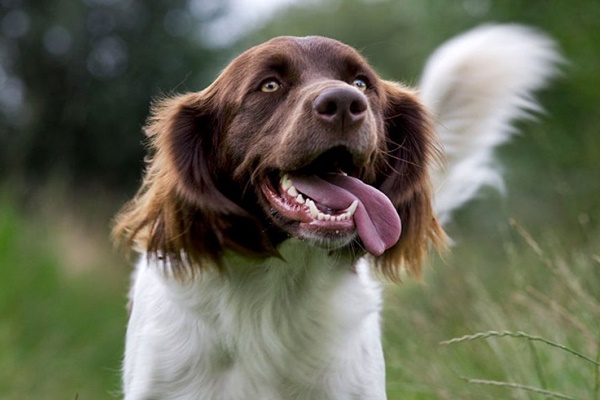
<box><xmin>161</xmin><ymin>239</ymin><xmax>370</xmax><ymax>314</ymax></box>
<box><xmin>226</xmin><ymin>239</ymin><xmax>358</xmax><ymax>276</ymax></box>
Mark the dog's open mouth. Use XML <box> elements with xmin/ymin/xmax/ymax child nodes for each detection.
<box><xmin>261</xmin><ymin>170</ymin><xmax>401</xmax><ymax>256</ymax></box>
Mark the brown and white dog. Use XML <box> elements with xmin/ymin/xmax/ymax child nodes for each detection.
<box><xmin>114</xmin><ymin>25</ymin><xmax>558</xmax><ymax>400</ymax></box>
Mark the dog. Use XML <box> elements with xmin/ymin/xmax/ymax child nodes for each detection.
<box><xmin>114</xmin><ymin>24</ymin><xmax>559</xmax><ymax>399</ymax></box>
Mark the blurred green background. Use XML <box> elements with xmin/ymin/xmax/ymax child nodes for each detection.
<box><xmin>1</xmin><ymin>0</ymin><xmax>598</xmax><ymax>398</ymax></box>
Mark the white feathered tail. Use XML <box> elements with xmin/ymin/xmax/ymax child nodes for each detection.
<box><xmin>419</xmin><ymin>24</ymin><xmax>561</xmax><ymax>224</ymax></box>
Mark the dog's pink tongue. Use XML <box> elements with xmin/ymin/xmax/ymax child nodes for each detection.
<box><xmin>291</xmin><ymin>174</ymin><xmax>401</xmax><ymax>255</ymax></box>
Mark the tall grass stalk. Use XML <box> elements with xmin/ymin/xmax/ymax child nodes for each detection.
<box><xmin>459</xmin><ymin>377</ymin><xmax>578</xmax><ymax>400</ymax></box>
<box><xmin>527</xmin><ymin>339</ymin><xmax>547</xmax><ymax>390</ymax></box>
<box><xmin>441</xmin><ymin>330</ymin><xmax>600</xmax><ymax>367</ymax></box>
<box><xmin>442</xmin><ymin>330</ymin><xmax>599</xmax><ymax>399</ymax></box>
<box><xmin>595</xmin><ymin>345</ymin><xmax>600</xmax><ymax>400</ymax></box>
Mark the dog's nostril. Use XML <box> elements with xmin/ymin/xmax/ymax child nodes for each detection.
<box><xmin>349</xmin><ymin>98</ymin><xmax>367</xmax><ymax>115</ymax></box>
<box><xmin>315</xmin><ymin>98</ymin><xmax>338</xmax><ymax>117</ymax></box>
<box><xmin>313</xmin><ymin>87</ymin><xmax>368</xmax><ymax>126</ymax></box>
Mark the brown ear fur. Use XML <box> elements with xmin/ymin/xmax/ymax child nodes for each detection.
<box><xmin>375</xmin><ymin>81</ymin><xmax>446</xmax><ymax>281</ymax></box>
<box><xmin>112</xmin><ymin>92</ymin><xmax>275</xmax><ymax>276</ymax></box>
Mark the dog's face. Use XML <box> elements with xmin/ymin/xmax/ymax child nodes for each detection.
<box><xmin>220</xmin><ymin>37</ymin><xmax>401</xmax><ymax>254</ymax></box>
<box><xmin>115</xmin><ymin>36</ymin><xmax>444</xmax><ymax>280</ymax></box>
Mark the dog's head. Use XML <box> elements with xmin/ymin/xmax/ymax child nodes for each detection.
<box><xmin>114</xmin><ymin>36</ymin><xmax>444</xmax><ymax>280</ymax></box>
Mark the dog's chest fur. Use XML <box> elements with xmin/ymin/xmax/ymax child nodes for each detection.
<box><xmin>124</xmin><ymin>240</ymin><xmax>386</xmax><ymax>400</ymax></box>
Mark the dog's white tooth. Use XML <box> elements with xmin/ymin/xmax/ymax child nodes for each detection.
<box><xmin>344</xmin><ymin>200</ymin><xmax>359</xmax><ymax>217</ymax></box>
<box><xmin>281</xmin><ymin>174</ymin><xmax>292</xmax><ymax>190</ymax></box>
<box><xmin>296</xmin><ymin>194</ymin><xmax>305</xmax><ymax>204</ymax></box>
<box><xmin>288</xmin><ymin>185</ymin><xmax>298</xmax><ymax>197</ymax></box>
<box><xmin>317</xmin><ymin>212</ymin><xmax>325</xmax><ymax>221</ymax></box>
<box><xmin>307</xmin><ymin>199</ymin><xmax>319</xmax><ymax>218</ymax></box>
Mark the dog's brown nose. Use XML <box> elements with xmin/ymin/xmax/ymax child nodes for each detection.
<box><xmin>313</xmin><ymin>87</ymin><xmax>367</xmax><ymax>129</ymax></box>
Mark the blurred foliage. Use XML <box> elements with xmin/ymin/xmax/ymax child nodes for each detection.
<box><xmin>0</xmin><ymin>0</ymin><xmax>229</xmax><ymax>190</ymax></box>
<box><xmin>0</xmin><ymin>194</ymin><xmax>128</xmax><ymax>398</ymax></box>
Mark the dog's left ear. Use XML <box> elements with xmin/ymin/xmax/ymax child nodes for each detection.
<box><xmin>375</xmin><ymin>81</ymin><xmax>445</xmax><ymax>281</ymax></box>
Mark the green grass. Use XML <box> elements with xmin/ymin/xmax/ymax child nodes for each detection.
<box><xmin>383</xmin><ymin>216</ymin><xmax>600</xmax><ymax>399</ymax></box>
<box><xmin>0</xmin><ymin>196</ymin><xmax>128</xmax><ymax>400</ymax></box>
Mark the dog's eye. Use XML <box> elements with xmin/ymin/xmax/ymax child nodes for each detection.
<box><xmin>261</xmin><ymin>80</ymin><xmax>281</xmax><ymax>93</ymax></box>
<box><xmin>352</xmin><ymin>79</ymin><xmax>368</xmax><ymax>92</ymax></box>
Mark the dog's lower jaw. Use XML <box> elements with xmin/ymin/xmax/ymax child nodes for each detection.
<box><xmin>123</xmin><ymin>240</ymin><xmax>387</xmax><ymax>400</ymax></box>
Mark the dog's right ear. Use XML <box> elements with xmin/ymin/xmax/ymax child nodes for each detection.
<box><xmin>145</xmin><ymin>92</ymin><xmax>241</xmax><ymax>214</ymax></box>
<box><xmin>112</xmin><ymin>91</ymin><xmax>272</xmax><ymax>276</ymax></box>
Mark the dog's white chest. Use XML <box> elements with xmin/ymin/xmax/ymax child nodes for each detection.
<box><xmin>123</xmin><ymin>244</ymin><xmax>387</xmax><ymax>400</ymax></box>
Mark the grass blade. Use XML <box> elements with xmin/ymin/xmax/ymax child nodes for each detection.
<box><xmin>460</xmin><ymin>377</ymin><xmax>579</xmax><ymax>400</ymax></box>
<box><xmin>594</xmin><ymin>344</ymin><xmax>600</xmax><ymax>400</ymax></box>
<box><xmin>441</xmin><ymin>330</ymin><xmax>600</xmax><ymax>367</ymax></box>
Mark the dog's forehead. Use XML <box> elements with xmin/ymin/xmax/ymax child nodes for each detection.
<box><xmin>233</xmin><ymin>36</ymin><xmax>372</xmax><ymax>76</ymax></box>
<box><xmin>257</xmin><ymin>35</ymin><xmax>356</xmax><ymax>55</ymax></box>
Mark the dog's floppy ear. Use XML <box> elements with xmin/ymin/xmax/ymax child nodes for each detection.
<box><xmin>374</xmin><ymin>81</ymin><xmax>445</xmax><ymax>281</ymax></box>
<box><xmin>144</xmin><ymin>93</ymin><xmax>234</xmax><ymax>211</ymax></box>
<box><xmin>113</xmin><ymin>91</ymin><xmax>275</xmax><ymax>276</ymax></box>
